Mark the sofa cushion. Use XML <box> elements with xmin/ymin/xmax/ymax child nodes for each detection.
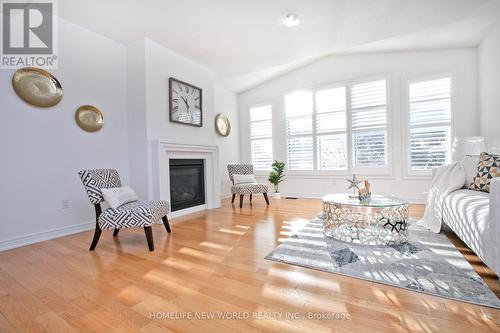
<box><xmin>469</xmin><ymin>152</ymin><xmax>500</xmax><ymax>193</ymax></box>
<box><xmin>462</xmin><ymin>156</ymin><xmax>480</xmax><ymax>188</ymax></box>
<box><xmin>442</xmin><ymin>189</ymin><xmax>490</xmax><ymax>260</ymax></box>
<box><xmin>101</xmin><ymin>186</ymin><xmax>139</xmax><ymax>209</ymax></box>
<box><xmin>233</xmin><ymin>174</ymin><xmax>257</xmax><ymax>185</ymax></box>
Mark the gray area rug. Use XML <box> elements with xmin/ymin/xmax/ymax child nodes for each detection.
<box><xmin>265</xmin><ymin>216</ymin><xmax>500</xmax><ymax>309</ymax></box>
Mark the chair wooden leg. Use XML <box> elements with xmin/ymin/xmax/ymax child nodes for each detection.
<box><xmin>250</xmin><ymin>194</ymin><xmax>253</xmax><ymax>203</ymax></box>
<box><xmin>90</xmin><ymin>204</ymin><xmax>103</xmax><ymax>251</ymax></box>
<box><xmin>144</xmin><ymin>226</ymin><xmax>154</xmax><ymax>251</ymax></box>
<box><xmin>239</xmin><ymin>194</ymin><xmax>244</xmax><ymax>208</ymax></box>
<box><xmin>231</xmin><ymin>194</ymin><xmax>236</xmax><ymax>203</ymax></box>
<box><xmin>263</xmin><ymin>193</ymin><xmax>270</xmax><ymax>205</ymax></box>
<box><xmin>113</xmin><ymin>229</ymin><xmax>120</xmax><ymax>237</ymax></box>
<box><xmin>162</xmin><ymin>216</ymin><xmax>171</xmax><ymax>233</ymax></box>
<box><xmin>89</xmin><ymin>227</ymin><xmax>102</xmax><ymax>251</ymax></box>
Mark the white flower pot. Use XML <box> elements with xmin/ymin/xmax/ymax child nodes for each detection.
<box><xmin>272</xmin><ymin>192</ymin><xmax>282</xmax><ymax>200</ymax></box>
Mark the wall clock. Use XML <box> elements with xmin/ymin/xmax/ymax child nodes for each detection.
<box><xmin>215</xmin><ymin>113</ymin><xmax>231</xmax><ymax>137</ymax></box>
<box><xmin>169</xmin><ymin>77</ymin><xmax>202</xmax><ymax>127</ymax></box>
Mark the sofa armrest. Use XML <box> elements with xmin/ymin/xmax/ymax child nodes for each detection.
<box><xmin>489</xmin><ymin>178</ymin><xmax>500</xmax><ymax>274</ymax></box>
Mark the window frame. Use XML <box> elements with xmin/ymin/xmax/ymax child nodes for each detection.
<box><xmin>284</xmin><ymin>89</ymin><xmax>315</xmax><ymax>171</ymax></box>
<box><xmin>284</xmin><ymin>84</ymin><xmax>349</xmax><ymax>175</ymax></box>
<box><xmin>248</xmin><ymin>102</ymin><xmax>274</xmax><ymax>171</ymax></box>
<box><xmin>314</xmin><ymin>84</ymin><xmax>349</xmax><ymax>172</ymax></box>
<box><xmin>403</xmin><ymin>73</ymin><xmax>455</xmax><ymax>178</ymax></box>
<box><xmin>283</xmin><ymin>75</ymin><xmax>391</xmax><ymax>176</ymax></box>
<box><xmin>349</xmin><ymin>76</ymin><xmax>391</xmax><ymax>176</ymax></box>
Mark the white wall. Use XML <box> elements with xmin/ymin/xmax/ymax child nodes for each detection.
<box><xmin>214</xmin><ymin>85</ymin><xmax>240</xmax><ymax>197</ymax></box>
<box><xmin>0</xmin><ymin>32</ymin><xmax>241</xmax><ymax>250</ymax></box>
<box><xmin>127</xmin><ymin>39</ymin><xmax>149</xmax><ymax>199</ymax></box>
<box><xmin>144</xmin><ymin>39</ymin><xmax>217</xmax><ymax>146</ymax></box>
<box><xmin>137</xmin><ymin>38</ymin><xmax>239</xmax><ymax>200</ymax></box>
<box><xmin>239</xmin><ymin>49</ymin><xmax>479</xmax><ymax>202</ymax></box>
<box><xmin>479</xmin><ymin>21</ymin><xmax>500</xmax><ymax>148</ymax></box>
<box><xmin>0</xmin><ymin>18</ymin><xmax>129</xmax><ymax>249</ymax></box>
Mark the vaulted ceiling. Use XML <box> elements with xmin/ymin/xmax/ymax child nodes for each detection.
<box><xmin>59</xmin><ymin>0</ymin><xmax>500</xmax><ymax>92</ymax></box>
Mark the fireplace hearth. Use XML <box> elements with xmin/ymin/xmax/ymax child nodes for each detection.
<box><xmin>169</xmin><ymin>159</ymin><xmax>205</xmax><ymax>212</ymax></box>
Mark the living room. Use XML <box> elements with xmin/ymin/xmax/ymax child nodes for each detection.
<box><xmin>0</xmin><ymin>1</ymin><xmax>499</xmax><ymax>332</ymax></box>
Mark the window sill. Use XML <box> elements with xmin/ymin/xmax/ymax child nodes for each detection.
<box><xmin>402</xmin><ymin>173</ymin><xmax>433</xmax><ymax>180</ymax></box>
<box><xmin>255</xmin><ymin>171</ymin><xmax>395</xmax><ymax>181</ymax></box>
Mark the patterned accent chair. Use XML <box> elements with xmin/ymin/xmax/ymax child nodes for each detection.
<box><xmin>78</xmin><ymin>169</ymin><xmax>171</xmax><ymax>251</ymax></box>
<box><xmin>227</xmin><ymin>164</ymin><xmax>269</xmax><ymax>208</ymax></box>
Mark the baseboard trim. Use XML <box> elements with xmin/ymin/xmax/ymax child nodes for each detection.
<box><xmin>0</xmin><ymin>221</ymin><xmax>94</xmax><ymax>252</ymax></box>
<box><xmin>169</xmin><ymin>204</ymin><xmax>208</xmax><ymax>219</ymax></box>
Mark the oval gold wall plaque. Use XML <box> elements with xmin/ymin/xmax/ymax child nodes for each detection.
<box><xmin>75</xmin><ymin>105</ymin><xmax>104</xmax><ymax>132</ymax></box>
<box><xmin>12</xmin><ymin>67</ymin><xmax>63</xmax><ymax>107</ymax></box>
<box><xmin>215</xmin><ymin>113</ymin><xmax>231</xmax><ymax>137</ymax></box>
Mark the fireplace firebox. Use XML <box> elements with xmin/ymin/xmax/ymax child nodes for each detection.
<box><xmin>169</xmin><ymin>159</ymin><xmax>205</xmax><ymax>212</ymax></box>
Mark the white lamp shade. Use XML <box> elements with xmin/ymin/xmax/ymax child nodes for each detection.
<box><xmin>453</xmin><ymin>136</ymin><xmax>486</xmax><ymax>160</ymax></box>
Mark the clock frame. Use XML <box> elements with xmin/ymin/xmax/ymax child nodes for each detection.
<box><xmin>169</xmin><ymin>77</ymin><xmax>203</xmax><ymax>127</ymax></box>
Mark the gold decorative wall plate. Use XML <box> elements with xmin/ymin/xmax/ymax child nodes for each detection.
<box><xmin>75</xmin><ymin>105</ymin><xmax>104</xmax><ymax>132</ymax></box>
<box><xmin>215</xmin><ymin>113</ymin><xmax>231</xmax><ymax>137</ymax></box>
<box><xmin>12</xmin><ymin>67</ymin><xmax>63</xmax><ymax>107</ymax></box>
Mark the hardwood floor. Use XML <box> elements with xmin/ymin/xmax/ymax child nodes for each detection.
<box><xmin>0</xmin><ymin>198</ymin><xmax>498</xmax><ymax>332</ymax></box>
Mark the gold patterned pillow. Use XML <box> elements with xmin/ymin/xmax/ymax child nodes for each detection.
<box><xmin>469</xmin><ymin>152</ymin><xmax>500</xmax><ymax>193</ymax></box>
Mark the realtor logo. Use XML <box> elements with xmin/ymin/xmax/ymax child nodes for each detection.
<box><xmin>1</xmin><ymin>0</ymin><xmax>58</xmax><ymax>68</ymax></box>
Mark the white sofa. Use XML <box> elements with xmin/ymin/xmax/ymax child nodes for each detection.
<box><xmin>441</xmin><ymin>157</ymin><xmax>499</xmax><ymax>277</ymax></box>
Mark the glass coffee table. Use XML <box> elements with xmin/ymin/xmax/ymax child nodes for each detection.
<box><xmin>322</xmin><ymin>193</ymin><xmax>409</xmax><ymax>246</ymax></box>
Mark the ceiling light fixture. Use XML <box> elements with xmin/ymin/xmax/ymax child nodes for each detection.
<box><xmin>282</xmin><ymin>13</ymin><xmax>300</xmax><ymax>27</ymax></box>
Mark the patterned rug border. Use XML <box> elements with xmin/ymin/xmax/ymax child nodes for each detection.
<box><xmin>265</xmin><ymin>216</ymin><xmax>500</xmax><ymax>310</ymax></box>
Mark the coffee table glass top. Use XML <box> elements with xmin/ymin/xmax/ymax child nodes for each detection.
<box><xmin>322</xmin><ymin>193</ymin><xmax>407</xmax><ymax>208</ymax></box>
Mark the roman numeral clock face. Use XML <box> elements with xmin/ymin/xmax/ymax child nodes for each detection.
<box><xmin>169</xmin><ymin>78</ymin><xmax>202</xmax><ymax>127</ymax></box>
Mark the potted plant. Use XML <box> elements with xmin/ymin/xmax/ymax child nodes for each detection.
<box><xmin>268</xmin><ymin>160</ymin><xmax>285</xmax><ymax>199</ymax></box>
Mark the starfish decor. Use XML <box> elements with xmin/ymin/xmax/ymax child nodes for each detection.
<box><xmin>346</xmin><ymin>174</ymin><xmax>362</xmax><ymax>196</ymax></box>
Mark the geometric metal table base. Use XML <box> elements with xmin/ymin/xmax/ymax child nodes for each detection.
<box><xmin>322</xmin><ymin>194</ymin><xmax>409</xmax><ymax>246</ymax></box>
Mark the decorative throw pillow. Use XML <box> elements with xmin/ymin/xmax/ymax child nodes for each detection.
<box><xmin>468</xmin><ymin>152</ymin><xmax>500</xmax><ymax>193</ymax></box>
<box><xmin>101</xmin><ymin>186</ymin><xmax>139</xmax><ymax>209</ymax></box>
<box><xmin>233</xmin><ymin>174</ymin><xmax>257</xmax><ymax>185</ymax></box>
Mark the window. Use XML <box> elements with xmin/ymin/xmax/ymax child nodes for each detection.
<box><xmin>285</xmin><ymin>79</ymin><xmax>388</xmax><ymax>172</ymax></box>
<box><xmin>249</xmin><ymin>105</ymin><xmax>273</xmax><ymax>170</ymax></box>
<box><xmin>285</xmin><ymin>88</ymin><xmax>347</xmax><ymax>171</ymax></box>
<box><xmin>407</xmin><ymin>76</ymin><xmax>452</xmax><ymax>172</ymax></box>
<box><xmin>285</xmin><ymin>91</ymin><xmax>314</xmax><ymax>170</ymax></box>
<box><xmin>350</xmin><ymin>80</ymin><xmax>388</xmax><ymax>168</ymax></box>
<box><xmin>316</xmin><ymin>87</ymin><xmax>347</xmax><ymax>170</ymax></box>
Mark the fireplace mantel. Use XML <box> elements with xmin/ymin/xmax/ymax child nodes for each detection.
<box><xmin>151</xmin><ymin>141</ymin><xmax>220</xmax><ymax>218</ymax></box>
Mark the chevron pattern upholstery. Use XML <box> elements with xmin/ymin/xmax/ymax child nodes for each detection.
<box><xmin>231</xmin><ymin>183</ymin><xmax>268</xmax><ymax>194</ymax></box>
<box><xmin>78</xmin><ymin>169</ymin><xmax>122</xmax><ymax>205</ymax></box>
<box><xmin>227</xmin><ymin>164</ymin><xmax>268</xmax><ymax>194</ymax></box>
<box><xmin>78</xmin><ymin>168</ymin><xmax>169</xmax><ymax>229</ymax></box>
<box><xmin>99</xmin><ymin>200</ymin><xmax>169</xmax><ymax>230</ymax></box>
<box><xmin>227</xmin><ymin>164</ymin><xmax>254</xmax><ymax>182</ymax></box>
<box><xmin>469</xmin><ymin>152</ymin><xmax>500</xmax><ymax>193</ymax></box>
<box><xmin>78</xmin><ymin>168</ymin><xmax>171</xmax><ymax>251</ymax></box>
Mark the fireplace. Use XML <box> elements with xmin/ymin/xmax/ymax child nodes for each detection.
<box><xmin>153</xmin><ymin>141</ymin><xmax>220</xmax><ymax>218</ymax></box>
<box><xmin>169</xmin><ymin>159</ymin><xmax>205</xmax><ymax>212</ymax></box>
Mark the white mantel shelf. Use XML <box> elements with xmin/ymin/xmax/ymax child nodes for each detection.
<box><xmin>151</xmin><ymin>141</ymin><xmax>221</xmax><ymax>219</ymax></box>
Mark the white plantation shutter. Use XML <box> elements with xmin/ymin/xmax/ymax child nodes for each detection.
<box><xmin>286</xmin><ymin>91</ymin><xmax>314</xmax><ymax>170</ymax></box>
<box><xmin>350</xmin><ymin>79</ymin><xmax>387</xmax><ymax>168</ymax></box>
<box><xmin>408</xmin><ymin>77</ymin><xmax>452</xmax><ymax>171</ymax></box>
<box><xmin>250</xmin><ymin>105</ymin><xmax>273</xmax><ymax>170</ymax></box>
<box><xmin>315</xmin><ymin>87</ymin><xmax>347</xmax><ymax>170</ymax></box>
